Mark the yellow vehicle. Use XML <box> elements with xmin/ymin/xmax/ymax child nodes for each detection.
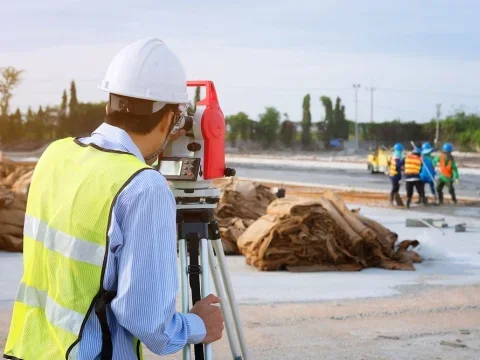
<box><xmin>367</xmin><ymin>146</ymin><xmax>391</xmax><ymax>175</ymax></box>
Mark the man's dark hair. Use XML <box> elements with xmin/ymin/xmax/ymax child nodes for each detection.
<box><xmin>105</xmin><ymin>102</ymin><xmax>178</xmax><ymax>135</ymax></box>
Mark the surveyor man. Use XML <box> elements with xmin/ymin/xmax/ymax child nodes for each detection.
<box><xmin>404</xmin><ymin>147</ymin><xmax>426</xmax><ymax>208</ymax></box>
<box><xmin>4</xmin><ymin>38</ymin><xmax>224</xmax><ymax>360</ymax></box>
<box><xmin>433</xmin><ymin>142</ymin><xmax>459</xmax><ymax>205</ymax></box>
<box><xmin>420</xmin><ymin>142</ymin><xmax>437</xmax><ymax>202</ymax></box>
<box><xmin>388</xmin><ymin>143</ymin><xmax>405</xmax><ymax>206</ymax></box>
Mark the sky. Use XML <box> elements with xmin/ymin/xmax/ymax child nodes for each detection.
<box><xmin>2</xmin><ymin>0</ymin><xmax>480</xmax><ymax>123</ymax></box>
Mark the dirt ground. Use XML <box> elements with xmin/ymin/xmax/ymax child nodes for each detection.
<box><xmin>1</xmin><ymin>287</ymin><xmax>478</xmax><ymax>359</ymax></box>
<box><xmin>1</xmin><ymin>176</ymin><xmax>479</xmax><ymax>359</ymax></box>
<box><xmin>152</xmin><ymin>286</ymin><xmax>480</xmax><ymax>360</ymax></box>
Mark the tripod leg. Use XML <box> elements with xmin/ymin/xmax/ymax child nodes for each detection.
<box><xmin>200</xmin><ymin>238</ymin><xmax>213</xmax><ymax>360</ymax></box>
<box><xmin>179</xmin><ymin>239</ymin><xmax>191</xmax><ymax>360</ymax></box>
<box><xmin>208</xmin><ymin>241</ymin><xmax>242</xmax><ymax>360</ymax></box>
<box><xmin>212</xmin><ymin>240</ymin><xmax>251</xmax><ymax>360</ymax></box>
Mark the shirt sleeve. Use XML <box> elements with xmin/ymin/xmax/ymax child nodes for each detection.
<box><xmin>110</xmin><ymin>177</ymin><xmax>206</xmax><ymax>355</ymax></box>
<box><xmin>452</xmin><ymin>161</ymin><xmax>459</xmax><ymax>180</ymax></box>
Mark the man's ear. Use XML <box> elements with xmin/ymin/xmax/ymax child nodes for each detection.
<box><xmin>158</xmin><ymin>110</ymin><xmax>175</xmax><ymax>134</ymax></box>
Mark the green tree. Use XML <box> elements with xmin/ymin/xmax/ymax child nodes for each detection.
<box><xmin>58</xmin><ymin>89</ymin><xmax>68</xmax><ymax>136</ymax></box>
<box><xmin>226</xmin><ymin>112</ymin><xmax>250</xmax><ymax>147</ymax></box>
<box><xmin>340</xmin><ymin>105</ymin><xmax>348</xmax><ymax>139</ymax></box>
<box><xmin>257</xmin><ymin>107</ymin><xmax>280</xmax><ymax>148</ymax></box>
<box><xmin>332</xmin><ymin>97</ymin><xmax>341</xmax><ymax>138</ymax></box>
<box><xmin>301</xmin><ymin>94</ymin><xmax>312</xmax><ymax>149</ymax></box>
<box><xmin>33</xmin><ymin>106</ymin><xmax>47</xmax><ymax>140</ymax></box>
<box><xmin>0</xmin><ymin>67</ymin><xmax>24</xmax><ymax>143</ymax></box>
<box><xmin>193</xmin><ymin>86</ymin><xmax>201</xmax><ymax>111</ymax></box>
<box><xmin>280</xmin><ymin>114</ymin><xmax>296</xmax><ymax>149</ymax></box>
<box><xmin>7</xmin><ymin>108</ymin><xmax>23</xmax><ymax>142</ymax></box>
<box><xmin>0</xmin><ymin>67</ymin><xmax>24</xmax><ymax>116</ymax></box>
<box><xmin>248</xmin><ymin>119</ymin><xmax>257</xmax><ymax>142</ymax></box>
<box><xmin>77</xmin><ymin>102</ymin><xmax>106</xmax><ymax>135</ymax></box>
<box><xmin>320</xmin><ymin>96</ymin><xmax>333</xmax><ymax>143</ymax></box>
<box><xmin>68</xmin><ymin>80</ymin><xmax>79</xmax><ymax>135</ymax></box>
<box><xmin>44</xmin><ymin>106</ymin><xmax>59</xmax><ymax>140</ymax></box>
<box><xmin>24</xmin><ymin>107</ymin><xmax>36</xmax><ymax>139</ymax></box>
<box><xmin>332</xmin><ymin>97</ymin><xmax>348</xmax><ymax>139</ymax></box>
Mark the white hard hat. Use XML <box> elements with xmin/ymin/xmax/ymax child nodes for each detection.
<box><xmin>98</xmin><ymin>38</ymin><xmax>188</xmax><ymax>108</ymax></box>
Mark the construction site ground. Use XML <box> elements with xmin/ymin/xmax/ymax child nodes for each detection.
<box><xmin>1</xmin><ymin>201</ymin><xmax>479</xmax><ymax>359</ymax></box>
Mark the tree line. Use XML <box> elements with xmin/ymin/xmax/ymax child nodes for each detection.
<box><xmin>1</xmin><ymin>66</ymin><xmax>479</xmax><ymax>151</ymax></box>
<box><xmin>226</xmin><ymin>94</ymin><xmax>350</xmax><ymax>150</ymax></box>
<box><xmin>0</xmin><ymin>67</ymin><xmax>105</xmax><ymax>149</ymax></box>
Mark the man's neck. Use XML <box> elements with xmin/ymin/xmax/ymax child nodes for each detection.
<box><xmin>128</xmin><ymin>132</ymin><xmax>156</xmax><ymax>159</ymax></box>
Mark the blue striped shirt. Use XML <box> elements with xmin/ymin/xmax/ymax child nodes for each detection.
<box><xmin>77</xmin><ymin>123</ymin><xmax>206</xmax><ymax>359</ymax></box>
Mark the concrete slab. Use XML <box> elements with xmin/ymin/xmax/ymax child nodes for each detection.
<box><xmin>1</xmin><ymin>206</ymin><xmax>479</xmax><ymax>309</ymax></box>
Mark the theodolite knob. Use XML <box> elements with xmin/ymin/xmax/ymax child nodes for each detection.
<box><xmin>224</xmin><ymin>168</ymin><xmax>236</xmax><ymax>177</ymax></box>
<box><xmin>187</xmin><ymin>142</ymin><xmax>202</xmax><ymax>152</ymax></box>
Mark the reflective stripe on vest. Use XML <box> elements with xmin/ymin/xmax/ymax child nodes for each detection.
<box><xmin>405</xmin><ymin>154</ymin><xmax>421</xmax><ymax>176</ymax></box>
<box><xmin>4</xmin><ymin>138</ymin><xmax>151</xmax><ymax>360</ymax></box>
<box><xmin>440</xmin><ymin>153</ymin><xmax>453</xmax><ymax>178</ymax></box>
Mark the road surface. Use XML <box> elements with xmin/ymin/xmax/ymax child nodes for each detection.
<box><xmin>227</xmin><ymin>162</ymin><xmax>480</xmax><ymax>199</ymax></box>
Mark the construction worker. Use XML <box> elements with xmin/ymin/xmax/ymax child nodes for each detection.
<box><xmin>433</xmin><ymin>142</ymin><xmax>459</xmax><ymax>204</ymax></box>
<box><xmin>4</xmin><ymin>38</ymin><xmax>224</xmax><ymax>360</ymax></box>
<box><xmin>420</xmin><ymin>142</ymin><xmax>437</xmax><ymax>202</ymax></box>
<box><xmin>404</xmin><ymin>147</ymin><xmax>426</xmax><ymax>208</ymax></box>
<box><xmin>388</xmin><ymin>143</ymin><xmax>405</xmax><ymax>206</ymax></box>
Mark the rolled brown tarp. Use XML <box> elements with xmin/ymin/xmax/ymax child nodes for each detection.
<box><xmin>356</xmin><ymin>213</ymin><xmax>398</xmax><ymax>251</ymax></box>
<box><xmin>323</xmin><ymin>190</ymin><xmax>376</xmax><ymax>241</ymax></box>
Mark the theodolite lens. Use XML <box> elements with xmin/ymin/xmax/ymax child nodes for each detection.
<box><xmin>182</xmin><ymin>116</ymin><xmax>193</xmax><ymax>132</ymax></box>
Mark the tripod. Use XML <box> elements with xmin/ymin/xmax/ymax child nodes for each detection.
<box><xmin>176</xmin><ymin>189</ymin><xmax>250</xmax><ymax>360</ymax></box>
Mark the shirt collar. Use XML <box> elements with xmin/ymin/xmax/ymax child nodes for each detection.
<box><xmin>91</xmin><ymin>123</ymin><xmax>145</xmax><ymax>162</ymax></box>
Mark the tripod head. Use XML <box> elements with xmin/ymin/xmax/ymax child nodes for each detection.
<box><xmin>157</xmin><ymin>80</ymin><xmax>235</xmax><ymax>191</ymax></box>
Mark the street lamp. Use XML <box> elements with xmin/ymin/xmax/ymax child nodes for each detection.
<box><xmin>353</xmin><ymin>84</ymin><xmax>361</xmax><ymax>149</ymax></box>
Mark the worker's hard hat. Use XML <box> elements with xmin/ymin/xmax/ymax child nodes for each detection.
<box><xmin>98</xmin><ymin>38</ymin><xmax>188</xmax><ymax>112</ymax></box>
<box><xmin>393</xmin><ymin>143</ymin><xmax>404</xmax><ymax>152</ymax></box>
<box><xmin>421</xmin><ymin>142</ymin><xmax>433</xmax><ymax>154</ymax></box>
<box><xmin>442</xmin><ymin>142</ymin><xmax>453</xmax><ymax>152</ymax></box>
<box><xmin>412</xmin><ymin>147</ymin><xmax>422</xmax><ymax>154</ymax></box>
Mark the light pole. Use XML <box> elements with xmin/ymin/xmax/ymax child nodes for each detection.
<box><xmin>365</xmin><ymin>86</ymin><xmax>376</xmax><ymax>123</ymax></box>
<box><xmin>353</xmin><ymin>84</ymin><xmax>361</xmax><ymax>149</ymax></box>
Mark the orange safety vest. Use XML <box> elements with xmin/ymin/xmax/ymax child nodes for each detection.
<box><xmin>389</xmin><ymin>157</ymin><xmax>399</xmax><ymax>176</ymax></box>
<box><xmin>439</xmin><ymin>153</ymin><xmax>453</xmax><ymax>177</ymax></box>
<box><xmin>405</xmin><ymin>154</ymin><xmax>421</xmax><ymax>176</ymax></box>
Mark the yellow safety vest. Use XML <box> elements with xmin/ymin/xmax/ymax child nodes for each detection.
<box><xmin>404</xmin><ymin>154</ymin><xmax>422</xmax><ymax>176</ymax></box>
<box><xmin>389</xmin><ymin>156</ymin><xmax>400</xmax><ymax>177</ymax></box>
<box><xmin>4</xmin><ymin>138</ymin><xmax>151</xmax><ymax>360</ymax></box>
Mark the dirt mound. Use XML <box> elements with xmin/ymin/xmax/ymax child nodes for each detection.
<box><xmin>237</xmin><ymin>190</ymin><xmax>422</xmax><ymax>271</ymax></box>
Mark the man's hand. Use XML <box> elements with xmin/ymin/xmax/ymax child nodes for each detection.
<box><xmin>190</xmin><ymin>294</ymin><xmax>224</xmax><ymax>344</ymax></box>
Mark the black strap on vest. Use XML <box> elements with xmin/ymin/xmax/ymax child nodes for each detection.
<box><xmin>94</xmin><ymin>289</ymin><xmax>117</xmax><ymax>360</ymax></box>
